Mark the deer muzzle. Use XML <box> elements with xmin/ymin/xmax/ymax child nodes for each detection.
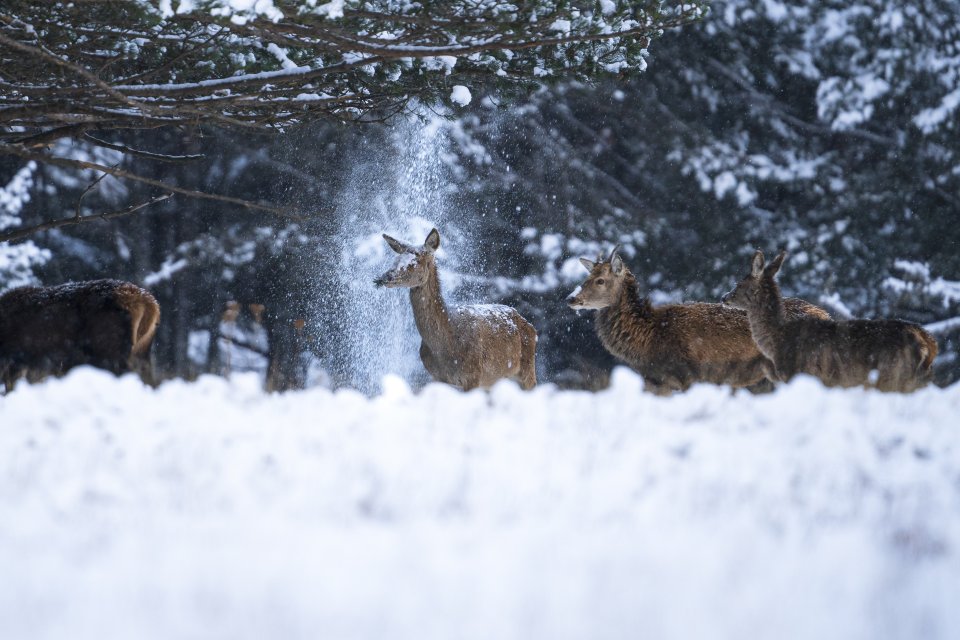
<box><xmin>565</xmin><ymin>286</ymin><xmax>585</xmax><ymax>309</ymax></box>
<box><xmin>374</xmin><ymin>270</ymin><xmax>399</xmax><ymax>288</ymax></box>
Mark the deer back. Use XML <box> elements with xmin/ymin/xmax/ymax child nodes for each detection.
<box><xmin>433</xmin><ymin>303</ymin><xmax>536</xmax><ymax>390</ymax></box>
<box><xmin>775</xmin><ymin>316</ymin><xmax>936</xmax><ymax>391</ymax></box>
<box><xmin>0</xmin><ymin>279</ymin><xmax>159</xmax><ymax>387</ymax></box>
<box><xmin>728</xmin><ymin>249</ymin><xmax>935</xmax><ymax>392</ymax></box>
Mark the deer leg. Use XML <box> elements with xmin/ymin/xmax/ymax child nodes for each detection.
<box><xmin>744</xmin><ymin>378</ymin><xmax>776</xmax><ymax>394</ymax></box>
<box><xmin>759</xmin><ymin>357</ymin><xmax>781</xmax><ymax>383</ymax></box>
<box><xmin>1</xmin><ymin>362</ymin><xmax>15</xmax><ymax>393</ymax></box>
<box><xmin>876</xmin><ymin>346</ymin><xmax>916</xmax><ymax>393</ymax></box>
<box><xmin>518</xmin><ymin>368</ymin><xmax>537</xmax><ymax>390</ymax></box>
<box><xmin>643</xmin><ymin>378</ymin><xmax>675</xmax><ymax>396</ymax></box>
<box><xmin>130</xmin><ymin>352</ymin><xmax>157</xmax><ymax>387</ymax></box>
<box><xmin>516</xmin><ymin>324</ymin><xmax>538</xmax><ymax>390</ymax></box>
<box><xmin>666</xmin><ymin>373</ymin><xmax>692</xmax><ymax>394</ymax></box>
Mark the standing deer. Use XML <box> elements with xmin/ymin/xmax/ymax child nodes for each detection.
<box><xmin>0</xmin><ymin>279</ymin><xmax>160</xmax><ymax>390</ymax></box>
<box><xmin>722</xmin><ymin>249</ymin><xmax>937</xmax><ymax>392</ymax></box>
<box><xmin>374</xmin><ymin>228</ymin><xmax>537</xmax><ymax>390</ymax></box>
<box><xmin>566</xmin><ymin>246</ymin><xmax>830</xmax><ymax>395</ymax></box>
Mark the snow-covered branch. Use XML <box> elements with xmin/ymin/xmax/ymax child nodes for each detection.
<box><xmin>0</xmin><ymin>1</ymin><xmax>705</xmax><ymax>142</ymax></box>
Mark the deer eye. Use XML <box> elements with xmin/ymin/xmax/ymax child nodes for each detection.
<box><xmin>595</xmin><ymin>278</ymin><xmax>605</xmax><ymax>285</ymax></box>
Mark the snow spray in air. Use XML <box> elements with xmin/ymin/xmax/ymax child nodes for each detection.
<box><xmin>331</xmin><ymin>116</ymin><xmax>474</xmax><ymax>394</ymax></box>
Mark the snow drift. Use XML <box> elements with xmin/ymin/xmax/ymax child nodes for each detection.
<box><xmin>1</xmin><ymin>368</ymin><xmax>958</xmax><ymax>640</ymax></box>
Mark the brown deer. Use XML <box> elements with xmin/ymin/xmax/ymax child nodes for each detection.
<box><xmin>374</xmin><ymin>228</ymin><xmax>537</xmax><ymax>390</ymax></box>
<box><xmin>0</xmin><ymin>279</ymin><xmax>160</xmax><ymax>390</ymax></box>
<box><xmin>722</xmin><ymin>249</ymin><xmax>937</xmax><ymax>392</ymax></box>
<box><xmin>566</xmin><ymin>247</ymin><xmax>830</xmax><ymax>395</ymax></box>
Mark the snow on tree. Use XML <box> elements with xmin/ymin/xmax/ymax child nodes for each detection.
<box><xmin>0</xmin><ymin>161</ymin><xmax>50</xmax><ymax>290</ymax></box>
<box><xmin>430</xmin><ymin>0</ymin><xmax>960</xmax><ymax>384</ymax></box>
<box><xmin>0</xmin><ymin>1</ymin><xmax>704</xmax><ymax>144</ymax></box>
<box><xmin>0</xmin><ymin>0</ymin><xmax>705</xmax><ymax>237</ymax></box>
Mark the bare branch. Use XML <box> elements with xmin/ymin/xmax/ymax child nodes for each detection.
<box><xmin>10</xmin><ymin>124</ymin><xmax>92</xmax><ymax>147</ymax></box>
<box><xmin>0</xmin><ymin>143</ymin><xmax>306</xmax><ymax>221</ymax></box>
<box><xmin>83</xmin><ymin>134</ymin><xmax>206</xmax><ymax>163</ymax></box>
<box><xmin>0</xmin><ymin>193</ymin><xmax>174</xmax><ymax>243</ymax></box>
<box><xmin>75</xmin><ymin>168</ymin><xmax>113</xmax><ymax>220</ymax></box>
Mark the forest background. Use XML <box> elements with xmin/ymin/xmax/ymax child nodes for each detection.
<box><xmin>2</xmin><ymin>0</ymin><xmax>958</xmax><ymax>392</ymax></box>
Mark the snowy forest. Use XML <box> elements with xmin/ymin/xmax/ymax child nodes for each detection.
<box><xmin>3</xmin><ymin>0</ymin><xmax>958</xmax><ymax>393</ymax></box>
<box><xmin>3</xmin><ymin>3</ymin><xmax>960</xmax><ymax>639</ymax></box>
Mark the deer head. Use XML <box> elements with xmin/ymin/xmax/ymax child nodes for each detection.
<box><xmin>374</xmin><ymin>228</ymin><xmax>441</xmax><ymax>289</ymax></box>
<box><xmin>721</xmin><ymin>249</ymin><xmax>787</xmax><ymax>310</ymax></box>
<box><xmin>566</xmin><ymin>244</ymin><xmax>628</xmax><ymax>310</ymax></box>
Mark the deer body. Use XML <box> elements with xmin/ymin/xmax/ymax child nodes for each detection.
<box><xmin>376</xmin><ymin>229</ymin><xmax>537</xmax><ymax>391</ymax></box>
<box><xmin>0</xmin><ymin>279</ymin><xmax>160</xmax><ymax>390</ymax></box>
<box><xmin>567</xmin><ymin>249</ymin><xmax>829</xmax><ymax>395</ymax></box>
<box><xmin>723</xmin><ymin>250</ymin><xmax>937</xmax><ymax>392</ymax></box>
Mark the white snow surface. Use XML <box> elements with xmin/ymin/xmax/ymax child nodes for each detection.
<box><xmin>2</xmin><ymin>367</ymin><xmax>959</xmax><ymax>640</ymax></box>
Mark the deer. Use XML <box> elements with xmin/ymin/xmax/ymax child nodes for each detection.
<box><xmin>374</xmin><ymin>228</ymin><xmax>537</xmax><ymax>391</ymax></box>
<box><xmin>0</xmin><ymin>279</ymin><xmax>160</xmax><ymax>391</ymax></box>
<box><xmin>565</xmin><ymin>246</ymin><xmax>831</xmax><ymax>395</ymax></box>
<box><xmin>721</xmin><ymin>249</ymin><xmax>938</xmax><ymax>392</ymax></box>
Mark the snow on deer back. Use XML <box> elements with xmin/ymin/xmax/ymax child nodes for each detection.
<box><xmin>375</xmin><ymin>228</ymin><xmax>537</xmax><ymax>390</ymax></box>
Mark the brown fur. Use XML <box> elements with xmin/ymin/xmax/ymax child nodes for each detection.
<box><xmin>0</xmin><ymin>279</ymin><xmax>160</xmax><ymax>391</ymax></box>
<box><xmin>909</xmin><ymin>325</ymin><xmax>939</xmax><ymax>372</ymax></box>
<box><xmin>113</xmin><ymin>282</ymin><xmax>161</xmax><ymax>356</ymax></box>
<box><xmin>567</xmin><ymin>250</ymin><xmax>830</xmax><ymax>395</ymax></box>
<box><xmin>723</xmin><ymin>250</ymin><xmax>937</xmax><ymax>392</ymax></box>
<box><xmin>375</xmin><ymin>229</ymin><xmax>537</xmax><ymax>391</ymax></box>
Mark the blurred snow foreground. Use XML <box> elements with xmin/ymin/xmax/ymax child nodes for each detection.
<box><xmin>1</xmin><ymin>368</ymin><xmax>959</xmax><ymax>640</ymax></box>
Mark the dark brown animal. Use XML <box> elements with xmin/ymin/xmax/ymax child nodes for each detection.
<box><xmin>566</xmin><ymin>247</ymin><xmax>830</xmax><ymax>395</ymax></box>
<box><xmin>0</xmin><ymin>279</ymin><xmax>160</xmax><ymax>390</ymax></box>
<box><xmin>722</xmin><ymin>250</ymin><xmax>937</xmax><ymax>392</ymax></box>
<box><xmin>374</xmin><ymin>228</ymin><xmax>537</xmax><ymax>390</ymax></box>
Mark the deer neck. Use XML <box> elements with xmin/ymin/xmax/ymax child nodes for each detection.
<box><xmin>409</xmin><ymin>263</ymin><xmax>456</xmax><ymax>353</ymax></box>
<box><xmin>747</xmin><ymin>277</ymin><xmax>786</xmax><ymax>359</ymax></box>
<box><xmin>596</xmin><ymin>272</ymin><xmax>655</xmax><ymax>342</ymax></box>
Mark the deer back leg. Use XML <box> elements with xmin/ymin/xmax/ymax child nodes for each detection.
<box><xmin>516</xmin><ymin>323</ymin><xmax>538</xmax><ymax>390</ymax></box>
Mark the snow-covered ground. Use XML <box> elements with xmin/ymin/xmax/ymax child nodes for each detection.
<box><xmin>1</xmin><ymin>368</ymin><xmax>959</xmax><ymax>640</ymax></box>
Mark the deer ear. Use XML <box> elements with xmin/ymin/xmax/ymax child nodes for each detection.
<box><xmin>383</xmin><ymin>234</ymin><xmax>407</xmax><ymax>254</ymax></box>
<box><xmin>579</xmin><ymin>257</ymin><xmax>596</xmax><ymax>271</ymax></box>
<box><xmin>611</xmin><ymin>253</ymin><xmax>625</xmax><ymax>275</ymax></box>
<box><xmin>750</xmin><ymin>250</ymin><xmax>765</xmax><ymax>277</ymax></box>
<box><xmin>765</xmin><ymin>250</ymin><xmax>787</xmax><ymax>277</ymax></box>
<box><xmin>424</xmin><ymin>228</ymin><xmax>440</xmax><ymax>252</ymax></box>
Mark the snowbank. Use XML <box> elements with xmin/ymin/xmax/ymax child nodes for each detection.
<box><xmin>1</xmin><ymin>368</ymin><xmax>959</xmax><ymax>640</ymax></box>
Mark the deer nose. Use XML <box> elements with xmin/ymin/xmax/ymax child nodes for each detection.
<box><xmin>565</xmin><ymin>291</ymin><xmax>583</xmax><ymax>307</ymax></box>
